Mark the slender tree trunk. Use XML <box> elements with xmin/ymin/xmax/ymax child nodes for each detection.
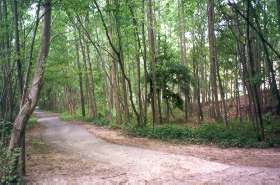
<box><xmin>94</xmin><ymin>0</ymin><xmax>140</xmax><ymax>125</ymax></box>
<box><xmin>148</xmin><ymin>0</ymin><xmax>159</xmax><ymax>126</ymax></box>
<box><xmin>78</xmin><ymin>30</ymin><xmax>90</xmax><ymax>113</ymax></box>
<box><xmin>141</xmin><ymin>0</ymin><xmax>148</xmax><ymax>125</ymax></box>
<box><xmin>21</xmin><ymin>0</ymin><xmax>41</xmax><ymax>107</ymax></box>
<box><xmin>106</xmin><ymin>0</ymin><xmax>122</xmax><ymax>125</ymax></box>
<box><xmin>178</xmin><ymin>0</ymin><xmax>189</xmax><ymax>122</ymax></box>
<box><xmin>75</xmin><ymin>32</ymin><xmax>86</xmax><ymax>117</ymax></box>
<box><xmin>245</xmin><ymin>0</ymin><xmax>264</xmax><ymax>140</ymax></box>
<box><xmin>251</xmin><ymin>5</ymin><xmax>280</xmax><ymax>114</ymax></box>
<box><xmin>207</xmin><ymin>0</ymin><xmax>220</xmax><ymax>120</ymax></box>
<box><xmin>85</xmin><ymin>39</ymin><xmax>97</xmax><ymax>118</ymax></box>
<box><xmin>128</xmin><ymin>2</ymin><xmax>143</xmax><ymax>125</ymax></box>
<box><xmin>217</xmin><ymin>66</ymin><xmax>228</xmax><ymax>126</ymax></box>
<box><xmin>12</xmin><ymin>0</ymin><xmax>26</xmax><ymax>174</ymax></box>
<box><xmin>9</xmin><ymin>0</ymin><xmax>52</xmax><ymax>151</ymax></box>
<box><xmin>12</xmin><ymin>0</ymin><xmax>23</xmax><ymax>95</ymax></box>
<box><xmin>114</xmin><ymin>0</ymin><xmax>129</xmax><ymax>124</ymax></box>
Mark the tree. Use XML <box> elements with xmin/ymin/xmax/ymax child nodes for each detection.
<box><xmin>9</xmin><ymin>0</ymin><xmax>52</xmax><ymax>151</ymax></box>
<box><xmin>178</xmin><ymin>0</ymin><xmax>189</xmax><ymax>122</ymax></box>
<box><xmin>207</xmin><ymin>0</ymin><xmax>221</xmax><ymax>120</ymax></box>
<box><xmin>147</xmin><ymin>0</ymin><xmax>159</xmax><ymax>126</ymax></box>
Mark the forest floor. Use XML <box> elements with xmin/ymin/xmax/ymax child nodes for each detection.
<box><xmin>25</xmin><ymin>112</ymin><xmax>280</xmax><ymax>184</ymax></box>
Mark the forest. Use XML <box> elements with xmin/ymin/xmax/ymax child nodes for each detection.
<box><xmin>1</xmin><ymin>0</ymin><xmax>280</xmax><ymax>184</ymax></box>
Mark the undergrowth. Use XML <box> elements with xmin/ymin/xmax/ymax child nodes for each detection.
<box><xmin>60</xmin><ymin>112</ymin><xmax>109</xmax><ymax>126</ymax></box>
<box><xmin>60</xmin><ymin>112</ymin><xmax>280</xmax><ymax>148</ymax></box>
<box><xmin>126</xmin><ymin>121</ymin><xmax>280</xmax><ymax>148</ymax></box>
<box><xmin>26</xmin><ymin>116</ymin><xmax>38</xmax><ymax>129</ymax></box>
<box><xmin>0</xmin><ymin>144</ymin><xmax>21</xmax><ymax>184</ymax></box>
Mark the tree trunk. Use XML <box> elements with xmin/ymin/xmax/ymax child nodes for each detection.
<box><xmin>207</xmin><ymin>0</ymin><xmax>220</xmax><ymax>120</ymax></box>
<box><xmin>75</xmin><ymin>32</ymin><xmax>86</xmax><ymax>117</ymax></box>
<box><xmin>148</xmin><ymin>0</ymin><xmax>159</xmax><ymax>126</ymax></box>
<box><xmin>106</xmin><ymin>0</ymin><xmax>122</xmax><ymax>125</ymax></box>
<box><xmin>94</xmin><ymin>0</ymin><xmax>140</xmax><ymax>125</ymax></box>
<box><xmin>178</xmin><ymin>0</ymin><xmax>189</xmax><ymax>122</ymax></box>
<box><xmin>12</xmin><ymin>0</ymin><xmax>23</xmax><ymax>95</ymax></box>
<box><xmin>142</xmin><ymin>0</ymin><xmax>148</xmax><ymax>125</ymax></box>
<box><xmin>114</xmin><ymin>0</ymin><xmax>129</xmax><ymax>124</ymax></box>
<box><xmin>85</xmin><ymin>38</ymin><xmax>97</xmax><ymax>118</ymax></box>
<box><xmin>128</xmin><ymin>2</ymin><xmax>143</xmax><ymax>125</ymax></box>
<box><xmin>245</xmin><ymin>0</ymin><xmax>264</xmax><ymax>140</ymax></box>
<box><xmin>9</xmin><ymin>0</ymin><xmax>52</xmax><ymax>151</ymax></box>
<box><xmin>21</xmin><ymin>0</ymin><xmax>41</xmax><ymax>107</ymax></box>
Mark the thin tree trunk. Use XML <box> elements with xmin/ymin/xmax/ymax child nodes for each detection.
<box><xmin>147</xmin><ymin>0</ymin><xmax>159</xmax><ymax>126</ymax></box>
<box><xmin>178</xmin><ymin>0</ymin><xmax>189</xmax><ymax>122</ymax></box>
<box><xmin>12</xmin><ymin>0</ymin><xmax>23</xmax><ymax>95</ymax></box>
<box><xmin>78</xmin><ymin>29</ymin><xmax>90</xmax><ymax>114</ymax></box>
<box><xmin>245</xmin><ymin>0</ymin><xmax>264</xmax><ymax>140</ymax></box>
<box><xmin>113</xmin><ymin>0</ymin><xmax>129</xmax><ymax>124</ymax></box>
<box><xmin>251</xmin><ymin>5</ymin><xmax>280</xmax><ymax>115</ymax></box>
<box><xmin>9</xmin><ymin>0</ymin><xmax>52</xmax><ymax>151</ymax></box>
<box><xmin>207</xmin><ymin>0</ymin><xmax>220</xmax><ymax>120</ymax></box>
<box><xmin>75</xmin><ymin>32</ymin><xmax>86</xmax><ymax>117</ymax></box>
<box><xmin>106</xmin><ymin>0</ymin><xmax>122</xmax><ymax>125</ymax></box>
<box><xmin>141</xmin><ymin>0</ymin><xmax>148</xmax><ymax>125</ymax></box>
<box><xmin>94</xmin><ymin>0</ymin><xmax>140</xmax><ymax>125</ymax></box>
<box><xmin>128</xmin><ymin>2</ymin><xmax>143</xmax><ymax>125</ymax></box>
<box><xmin>85</xmin><ymin>38</ymin><xmax>97</xmax><ymax>118</ymax></box>
<box><xmin>21</xmin><ymin>0</ymin><xmax>41</xmax><ymax>107</ymax></box>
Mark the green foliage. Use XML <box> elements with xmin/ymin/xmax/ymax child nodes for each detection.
<box><xmin>0</xmin><ymin>120</ymin><xmax>12</xmax><ymax>145</ymax></box>
<box><xmin>126</xmin><ymin>121</ymin><xmax>280</xmax><ymax>148</ymax></box>
<box><xmin>152</xmin><ymin>43</ymin><xmax>192</xmax><ymax>110</ymax></box>
<box><xmin>26</xmin><ymin>116</ymin><xmax>38</xmax><ymax>129</ymax></box>
<box><xmin>0</xmin><ymin>144</ymin><xmax>21</xmax><ymax>184</ymax></box>
<box><xmin>128</xmin><ymin>124</ymin><xmax>193</xmax><ymax>140</ymax></box>
<box><xmin>60</xmin><ymin>112</ymin><xmax>109</xmax><ymax>127</ymax></box>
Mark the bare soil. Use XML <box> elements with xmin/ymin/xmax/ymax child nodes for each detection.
<box><xmin>25</xmin><ymin>112</ymin><xmax>280</xmax><ymax>184</ymax></box>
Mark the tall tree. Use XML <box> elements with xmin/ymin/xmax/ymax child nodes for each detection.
<box><xmin>12</xmin><ymin>0</ymin><xmax>23</xmax><ymax>95</ymax></box>
<box><xmin>207</xmin><ymin>0</ymin><xmax>221</xmax><ymax>120</ymax></box>
<box><xmin>75</xmin><ymin>32</ymin><xmax>86</xmax><ymax>117</ymax></box>
<box><xmin>147</xmin><ymin>0</ymin><xmax>159</xmax><ymax>125</ymax></box>
<box><xmin>178</xmin><ymin>0</ymin><xmax>189</xmax><ymax>122</ymax></box>
<box><xmin>9</xmin><ymin>0</ymin><xmax>52</xmax><ymax>151</ymax></box>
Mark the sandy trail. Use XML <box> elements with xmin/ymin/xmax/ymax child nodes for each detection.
<box><xmin>29</xmin><ymin>112</ymin><xmax>280</xmax><ymax>184</ymax></box>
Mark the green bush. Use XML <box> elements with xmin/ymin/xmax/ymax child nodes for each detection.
<box><xmin>60</xmin><ymin>112</ymin><xmax>110</xmax><ymax>126</ymax></box>
<box><xmin>0</xmin><ymin>120</ymin><xmax>12</xmax><ymax>143</ymax></box>
<box><xmin>59</xmin><ymin>112</ymin><xmax>75</xmax><ymax>121</ymax></box>
<box><xmin>0</xmin><ymin>143</ymin><xmax>21</xmax><ymax>184</ymax></box>
<box><xmin>91</xmin><ymin>117</ymin><xmax>110</xmax><ymax>126</ymax></box>
<box><xmin>26</xmin><ymin>116</ymin><xmax>38</xmax><ymax>129</ymax></box>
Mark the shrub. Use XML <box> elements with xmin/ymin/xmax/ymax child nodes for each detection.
<box><xmin>59</xmin><ymin>112</ymin><xmax>74</xmax><ymax>121</ymax></box>
<box><xmin>60</xmin><ymin>112</ymin><xmax>110</xmax><ymax>127</ymax></box>
<box><xmin>27</xmin><ymin>116</ymin><xmax>38</xmax><ymax>129</ymax></box>
<box><xmin>0</xmin><ymin>120</ymin><xmax>12</xmax><ymax>143</ymax></box>
<box><xmin>0</xmin><ymin>143</ymin><xmax>21</xmax><ymax>184</ymax></box>
<box><xmin>126</xmin><ymin>121</ymin><xmax>280</xmax><ymax>148</ymax></box>
<box><xmin>91</xmin><ymin>117</ymin><xmax>110</xmax><ymax>126</ymax></box>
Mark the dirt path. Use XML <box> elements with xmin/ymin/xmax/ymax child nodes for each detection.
<box><xmin>27</xmin><ymin>112</ymin><xmax>280</xmax><ymax>184</ymax></box>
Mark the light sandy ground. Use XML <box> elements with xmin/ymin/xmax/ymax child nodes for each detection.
<box><xmin>27</xmin><ymin>112</ymin><xmax>280</xmax><ymax>185</ymax></box>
